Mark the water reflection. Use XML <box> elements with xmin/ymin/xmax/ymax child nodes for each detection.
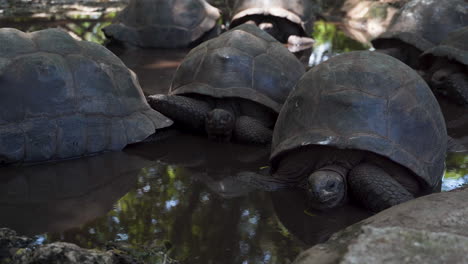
<box><xmin>0</xmin><ymin>151</ymin><xmax>152</xmax><ymax>236</ymax></box>
<box><xmin>0</xmin><ymin>3</ymin><xmax>467</xmax><ymax>263</ymax></box>
<box><xmin>272</xmin><ymin>189</ymin><xmax>371</xmax><ymax>245</ymax></box>
<box><xmin>112</xmin><ymin>48</ymin><xmax>188</xmax><ymax>95</ymax></box>
<box><xmin>36</xmin><ymin>135</ymin><xmax>305</xmax><ymax>263</ymax></box>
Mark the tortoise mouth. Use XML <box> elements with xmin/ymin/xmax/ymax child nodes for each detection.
<box><xmin>307</xmin><ymin>190</ymin><xmax>345</xmax><ymax>210</ymax></box>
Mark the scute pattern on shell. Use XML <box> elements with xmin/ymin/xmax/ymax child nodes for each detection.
<box><xmin>271</xmin><ymin>51</ymin><xmax>447</xmax><ymax>189</ymax></box>
<box><xmin>0</xmin><ymin>28</ymin><xmax>172</xmax><ymax>163</ymax></box>
<box><xmin>102</xmin><ymin>0</ymin><xmax>220</xmax><ymax>48</ymax></box>
<box><xmin>170</xmin><ymin>24</ymin><xmax>305</xmax><ymax>113</ymax></box>
<box><xmin>372</xmin><ymin>0</ymin><xmax>468</xmax><ymax>51</ymax></box>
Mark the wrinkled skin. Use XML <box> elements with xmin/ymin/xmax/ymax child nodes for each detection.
<box><xmin>423</xmin><ymin>58</ymin><xmax>468</xmax><ymax>106</ymax></box>
<box><xmin>275</xmin><ymin>147</ymin><xmax>423</xmax><ymax>212</ymax></box>
<box><xmin>147</xmin><ymin>94</ymin><xmax>275</xmax><ymax>144</ymax></box>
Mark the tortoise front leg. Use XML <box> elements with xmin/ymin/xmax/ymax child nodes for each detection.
<box><xmin>233</xmin><ymin>116</ymin><xmax>272</xmax><ymax>144</ymax></box>
<box><xmin>147</xmin><ymin>94</ymin><xmax>211</xmax><ymax>132</ymax></box>
<box><xmin>348</xmin><ymin>163</ymin><xmax>414</xmax><ymax>212</ymax></box>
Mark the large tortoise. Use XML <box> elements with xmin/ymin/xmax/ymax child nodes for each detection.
<box><xmin>0</xmin><ymin>28</ymin><xmax>172</xmax><ymax>165</ymax></box>
<box><xmin>242</xmin><ymin>51</ymin><xmax>448</xmax><ymax>212</ymax></box>
<box><xmin>102</xmin><ymin>0</ymin><xmax>221</xmax><ymax>48</ymax></box>
<box><xmin>371</xmin><ymin>0</ymin><xmax>468</xmax><ymax>69</ymax></box>
<box><xmin>147</xmin><ymin>24</ymin><xmax>305</xmax><ymax>144</ymax></box>
<box><xmin>419</xmin><ymin>26</ymin><xmax>468</xmax><ymax>106</ymax></box>
<box><xmin>228</xmin><ymin>0</ymin><xmax>316</xmax><ymax>45</ymax></box>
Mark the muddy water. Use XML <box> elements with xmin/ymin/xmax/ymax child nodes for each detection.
<box><xmin>0</xmin><ymin>12</ymin><xmax>467</xmax><ymax>264</ymax></box>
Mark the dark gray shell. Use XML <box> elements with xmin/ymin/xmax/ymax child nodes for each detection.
<box><xmin>170</xmin><ymin>24</ymin><xmax>305</xmax><ymax>113</ymax></box>
<box><xmin>271</xmin><ymin>51</ymin><xmax>447</xmax><ymax>190</ymax></box>
<box><xmin>420</xmin><ymin>26</ymin><xmax>468</xmax><ymax>67</ymax></box>
<box><xmin>0</xmin><ymin>28</ymin><xmax>172</xmax><ymax>164</ymax></box>
<box><xmin>229</xmin><ymin>0</ymin><xmax>316</xmax><ymax>36</ymax></box>
<box><xmin>102</xmin><ymin>0</ymin><xmax>220</xmax><ymax>48</ymax></box>
<box><xmin>372</xmin><ymin>0</ymin><xmax>468</xmax><ymax>52</ymax></box>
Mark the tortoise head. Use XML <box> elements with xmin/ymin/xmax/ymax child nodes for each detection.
<box><xmin>205</xmin><ymin>108</ymin><xmax>235</xmax><ymax>142</ymax></box>
<box><xmin>307</xmin><ymin>166</ymin><xmax>347</xmax><ymax>210</ymax></box>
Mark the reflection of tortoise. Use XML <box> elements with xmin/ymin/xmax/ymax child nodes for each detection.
<box><xmin>103</xmin><ymin>0</ymin><xmax>220</xmax><ymax>48</ymax></box>
<box><xmin>148</xmin><ymin>24</ymin><xmax>305</xmax><ymax>144</ymax></box>
<box><xmin>228</xmin><ymin>0</ymin><xmax>315</xmax><ymax>45</ymax></box>
<box><xmin>0</xmin><ymin>151</ymin><xmax>151</xmax><ymax>235</ymax></box>
<box><xmin>0</xmin><ymin>28</ymin><xmax>172</xmax><ymax>165</ymax></box>
<box><xmin>271</xmin><ymin>189</ymin><xmax>370</xmax><ymax>245</ymax></box>
<box><xmin>243</xmin><ymin>51</ymin><xmax>448</xmax><ymax>212</ymax></box>
<box><xmin>371</xmin><ymin>0</ymin><xmax>468</xmax><ymax>68</ymax></box>
<box><xmin>419</xmin><ymin>26</ymin><xmax>468</xmax><ymax>105</ymax></box>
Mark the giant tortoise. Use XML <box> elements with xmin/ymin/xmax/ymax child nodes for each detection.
<box><xmin>419</xmin><ymin>26</ymin><xmax>468</xmax><ymax>106</ymax></box>
<box><xmin>103</xmin><ymin>0</ymin><xmax>221</xmax><ymax>48</ymax></box>
<box><xmin>241</xmin><ymin>51</ymin><xmax>448</xmax><ymax>212</ymax></box>
<box><xmin>0</xmin><ymin>28</ymin><xmax>172</xmax><ymax>165</ymax></box>
<box><xmin>147</xmin><ymin>24</ymin><xmax>305</xmax><ymax>144</ymax></box>
<box><xmin>371</xmin><ymin>0</ymin><xmax>468</xmax><ymax>69</ymax></box>
<box><xmin>228</xmin><ymin>0</ymin><xmax>316</xmax><ymax>45</ymax></box>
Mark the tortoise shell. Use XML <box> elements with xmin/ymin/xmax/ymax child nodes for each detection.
<box><xmin>0</xmin><ymin>28</ymin><xmax>172</xmax><ymax>164</ymax></box>
<box><xmin>169</xmin><ymin>24</ymin><xmax>305</xmax><ymax>113</ymax></box>
<box><xmin>102</xmin><ymin>0</ymin><xmax>220</xmax><ymax>48</ymax></box>
<box><xmin>372</xmin><ymin>0</ymin><xmax>468</xmax><ymax>52</ymax></box>
<box><xmin>271</xmin><ymin>51</ymin><xmax>447</xmax><ymax>190</ymax></box>
<box><xmin>420</xmin><ymin>26</ymin><xmax>468</xmax><ymax>67</ymax></box>
<box><xmin>229</xmin><ymin>0</ymin><xmax>316</xmax><ymax>36</ymax></box>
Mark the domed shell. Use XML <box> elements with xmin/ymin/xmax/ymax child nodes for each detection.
<box><xmin>102</xmin><ymin>0</ymin><xmax>220</xmax><ymax>48</ymax></box>
<box><xmin>0</xmin><ymin>28</ymin><xmax>172</xmax><ymax>164</ymax></box>
<box><xmin>230</xmin><ymin>0</ymin><xmax>316</xmax><ymax>36</ymax></box>
<box><xmin>169</xmin><ymin>24</ymin><xmax>305</xmax><ymax>113</ymax></box>
<box><xmin>372</xmin><ymin>0</ymin><xmax>468</xmax><ymax>52</ymax></box>
<box><xmin>420</xmin><ymin>26</ymin><xmax>468</xmax><ymax>67</ymax></box>
<box><xmin>271</xmin><ymin>51</ymin><xmax>447</xmax><ymax>189</ymax></box>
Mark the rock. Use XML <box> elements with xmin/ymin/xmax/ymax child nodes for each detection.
<box><xmin>13</xmin><ymin>242</ymin><xmax>118</xmax><ymax>264</ymax></box>
<box><xmin>293</xmin><ymin>186</ymin><xmax>468</xmax><ymax>264</ymax></box>
<box><xmin>0</xmin><ymin>228</ymin><xmax>33</xmax><ymax>261</ymax></box>
<box><xmin>0</xmin><ymin>228</ymin><xmax>140</xmax><ymax>264</ymax></box>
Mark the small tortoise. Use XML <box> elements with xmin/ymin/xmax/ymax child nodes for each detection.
<box><xmin>371</xmin><ymin>0</ymin><xmax>468</xmax><ymax>68</ymax></box>
<box><xmin>241</xmin><ymin>51</ymin><xmax>448</xmax><ymax>212</ymax></box>
<box><xmin>0</xmin><ymin>28</ymin><xmax>172</xmax><ymax>165</ymax></box>
<box><xmin>103</xmin><ymin>0</ymin><xmax>221</xmax><ymax>48</ymax></box>
<box><xmin>147</xmin><ymin>24</ymin><xmax>305</xmax><ymax>144</ymax></box>
<box><xmin>419</xmin><ymin>26</ymin><xmax>468</xmax><ymax>106</ymax></box>
<box><xmin>228</xmin><ymin>0</ymin><xmax>315</xmax><ymax>45</ymax></box>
